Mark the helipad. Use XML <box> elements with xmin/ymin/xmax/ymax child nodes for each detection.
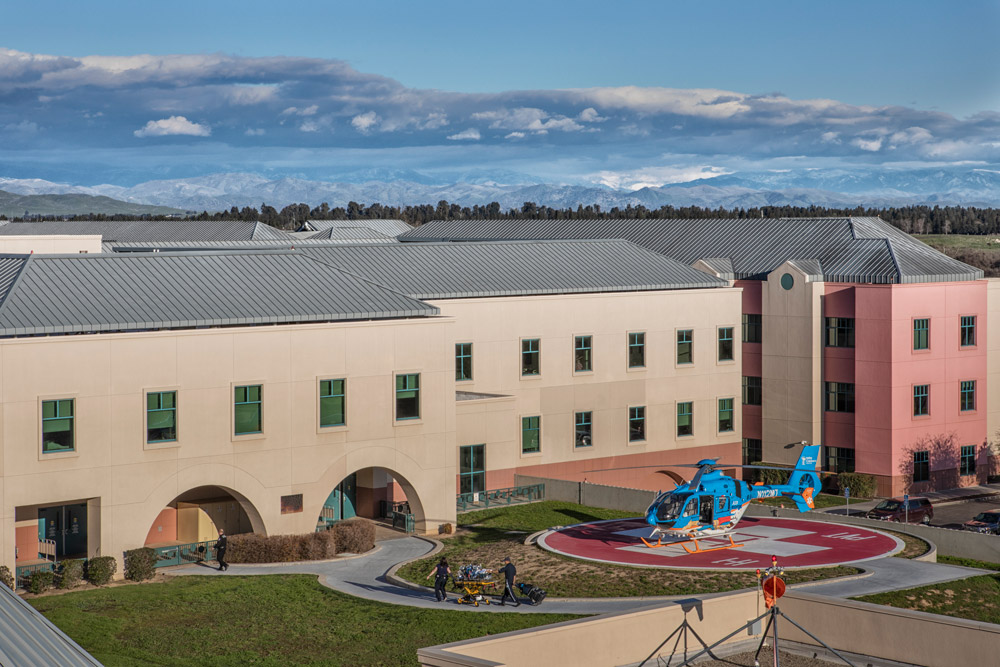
<box><xmin>538</xmin><ymin>516</ymin><xmax>903</xmax><ymax>570</ymax></box>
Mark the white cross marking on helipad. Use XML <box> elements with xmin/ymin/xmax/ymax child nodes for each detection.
<box><xmin>614</xmin><ymin>524</ymin><xmax>829</xmax><ymax>558</ymax></box>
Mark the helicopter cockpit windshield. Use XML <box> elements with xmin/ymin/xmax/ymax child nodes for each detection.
<box><xmin>655</xmin><ymin>493</ymin><xmax>692</xmax><ymax>521</ymax></box>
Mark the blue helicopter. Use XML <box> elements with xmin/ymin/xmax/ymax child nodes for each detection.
<box><xmin>589</xmin><ymin>445</ymin><xmax>823</xmax><ymax>553</ymax></box>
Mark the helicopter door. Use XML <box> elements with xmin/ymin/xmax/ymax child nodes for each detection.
<box><xmin>681</xmin><ymin>497</ymin><xmax>699</xmax><ymax>518</ymax></box>
<box><xmin>700</xmin><ymin>497</ymin><xmax>714</xmax><ymax>523</ymax></box>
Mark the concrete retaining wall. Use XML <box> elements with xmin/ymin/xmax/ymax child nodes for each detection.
<box><xmin>514</xmin><ymin>475</ymin><xmax>654</xmax><ymax>514</ymax></box>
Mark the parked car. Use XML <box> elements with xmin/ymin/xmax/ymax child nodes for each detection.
<box><xmin>962</xmin><ymin>510</ymin><xmax>1000</xmax><ymax>534</ymax></box>
<box><xmin>866</xmin><ymin>497</ymin><xmax>933</xmax><ymax>524</ymax></box>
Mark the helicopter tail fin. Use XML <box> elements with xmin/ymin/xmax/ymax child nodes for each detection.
<box><xmin>787</xmin><ymin>445</ymin><xmax>822</xmax><ymax>511</ymax></box>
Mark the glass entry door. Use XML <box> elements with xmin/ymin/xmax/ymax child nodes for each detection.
<box><xmin>38</xmin><ymin>503</ymin><xmax>88</xmax><ymax>558</ymax></box>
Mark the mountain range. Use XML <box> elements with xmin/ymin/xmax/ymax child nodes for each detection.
<box><xmin>1</xmin><ymin>167</ymin><xmax>998</xmax><ymax>215</ymax></box>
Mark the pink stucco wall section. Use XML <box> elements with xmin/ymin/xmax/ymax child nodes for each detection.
<box><xmin>737</xmin><ymin>280</ymin><xmax>762</xmax><ymax>441</ymax></box>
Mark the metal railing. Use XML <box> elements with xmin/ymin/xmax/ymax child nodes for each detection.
<box><xmin>456</xmin><ymin>483</ymin><xmax>545</xmax><ymax>512</ymax></box>
<box><xmin>151</xmin><ymin>540</ymin><xmax>217</xmax><ymax>568</ymax></box>
<box><xmin>390</xmin><ymin>510</ymin><xmax>415</xmax><ymax>533</ymax></box>
<box><xmin>380</xmin><ymin>500</ymin><xmax>411</xmax><ymax>519</ymax></box>
<box><xmin>15</xmin><ymin>562</ymin><xmax>55</xmax><ymax>588</ymax></box>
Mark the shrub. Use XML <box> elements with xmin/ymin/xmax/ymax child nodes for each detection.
<box><xmin>27</xmin><ymin>570</ymin><xmax>54</xmax><ymax>594</ymax></box>
<box><xmin>0</xmin><ymin>565</ymin><xmax>12</xmax><ymax>590</ymax></box>
<box><xmin>86</xmin><ymin>556</ymin><xmax>118</xmax><ymax>586</ymax></box>
<box><xmin>837</xmin><ymin>472</ymin><xmax>878</xmax><ymax>499</ymax></box>
<box><xmin>124</xmin><ymin>548</ymin><xmax>157</xmax><ymax>582</ymax></box>
<box><xmin>300</xmin><ymin>531</ymin><xmax>339</xmax><ymax>561</ymax></box>
<box><xmin>755</xmin><ymin>464</ymin><xmax>791</xmax><ymax>486</ymax></box>
<box><xmin>332</xmin><ymin>519</ymin><xmax>376</xmax><ymax>554</ymax></box>
<box><xmin>58</xmin><ymin>559</ymin><xmax>85</xmax><ymax>589</ymax></box>
<box><xmin>227</xmin><ymin>533</ymin><xmax>297</xmax><ymax>564</ymax></box>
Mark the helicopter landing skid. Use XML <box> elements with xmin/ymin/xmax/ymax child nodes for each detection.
<box><xmin>640</xmin><ymin>533</ymin><xmax>744</xmax><ymax>552</ymax></box>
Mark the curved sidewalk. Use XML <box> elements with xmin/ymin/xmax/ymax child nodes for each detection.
<box><xmin>166</xmin><ymin>536</ymin><xmax>988</xmax><ymax>614</ymax></box>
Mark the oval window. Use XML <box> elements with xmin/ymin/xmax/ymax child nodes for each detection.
<box><xmin>780</xmin><ymin>273</ymin><xmax>794</xmax><ymax>290</ymax></box>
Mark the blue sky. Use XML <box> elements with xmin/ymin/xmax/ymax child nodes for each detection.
<box><xmin>2</xmin><ymin>1</ymin><xmax>998</xmax><ymax>186</ymax></box>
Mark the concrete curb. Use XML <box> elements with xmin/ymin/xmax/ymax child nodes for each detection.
<box><xmin>523</xmin><ymin>529</ymin><xmax>550</xmax><ymax>546</ymax></box>
<box><xmin>384</xmin><ymin>536</ymin><xmax>442</xmax><ymax>594</ymax></box>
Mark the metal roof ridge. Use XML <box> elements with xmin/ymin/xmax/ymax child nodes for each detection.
<box><xmin>294</xmin><ymin>252</ymin><xmax>439</xmax><ymax>314</ymax></box>
<box><xmin>0</xmin><ymin>254</ymin><xmax>34</xmax><ymax>322</ymax></box>
<box><xmin>882</xmin><ymin>237</ymin><xmax>903</xmax><ymax>282</ymax></box>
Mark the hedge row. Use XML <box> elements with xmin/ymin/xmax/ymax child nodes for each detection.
<box><xmin>0</xmin><ymin>565</ymin><xmax>12</xmax><ymax>590</ymax></box>
<box><xmin>227</xmin><ymin>519</ymin><xmax>376</xmax><ymax>564</ymax></box>
<box><xmin>22</xmin><ymin>556</ymin><xmax>117</xmax><ymax>593</ymax></box>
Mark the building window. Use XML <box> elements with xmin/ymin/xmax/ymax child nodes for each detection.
<box><xmin>718</xmin><ymin>327</ymin><xmax>734</xmax><ymax>361</ymax></box>
<box><xmin>319</xmin><ymin>379</ymin><xmax>345</xmax><ymax>427</ymax></box>
<box><xmin>961</xmin><ymin>316</ymin><xmax>977</xmax><ymax>347</ymax></box>
<box><xmin>521</xmin><ymin>339</ymin><xmax>540</xmax><ymax>376</ymax></box>
<box><xmin>742</xmin><ymin>314</ymin><xmax>762</xmax><ymax>343</ymax></box>
<box><xmin>234</xmin><ymin>385</ymin><xmax>262</xmax><ymax>435</ymax></box>
<box><xmin>629</xmin><ymin>406</ymin><xmax>646</xmax><ymax>442</ymax></box>
<box><xmin>42</xmin><ymin>399</ymin><xmax>74</xmax><ymax>452</ymax></box>
<box><xmin>677</xmin><ymin>402</ymin><xmax>693</xmax><ymax>437</ymax></box>
<box><xmin>460</xmin><ymin>444</ymin><xmax>486</xmax><ymax>495</ymax></box>
<box><xmin>960</xmin><ymin>380</ymin><xmax>976</xmax><ymax>412</ymax></box>
<box><xmin>825</xmin><ymin>317</ymin><xmax>855</xmax><ymax>348</ymax></box>
<box><xmin>628</xmin><ymin>332</ymin><xmax>646</xmax><ymax>368</ymax></box>
<box><xmin>742</xmin><ymin>438</ymin><xmax>762</xmax><ymax>465</ymax></box>
<box><xmin>824</xmin><ymin>382</ymin><xmax>855</xmax><ymax>413</ymax></box>
<box><xmin>718</xmin><ymin>398</ymin><xmax>734</xmax><ymax>432</ymax></box>
<box><xmin>574</xmin><ymin>335</ymin><xmax>593</xmax><ymax>372</ymax></box>
<box><xmin>395</xmin><ymin>374</ymin><xmax>420</xmax><ymax>420</ymax></box>
<box><xmin>575</xmin><ymin>411</ymin><xmax>592</xmax><ymax>447</ymax></box>
<box><xmin>677</xmin><ymin>330</ymin><xmax>693</xmax><ymax>364</ymax></box>
<box><xmin>147</xmin><ymin>391</ymin><xmax>177</xmax><ymax>443</ymax></box>
<box><xmin>742</xmin><ymin>376</ymin><xmax>762</xmax><ymax>406</ymax></box>
<box><xmin>913</xmin><ymin>318</ymin><xmax>929</xmax><ymax>350</ymax></box>
<box><xmin>824</xmin><ymin>446</ymin><xmax>856</xmax><ymax>474</ymax></box>
<box><xmin>455</xmin><ymin>343</ymin><xmax>473</xmax><ymax>382</ymax></box>
<box><xmin>521</xmin><ymin>416</ymin><xmax>540</xmax><ymax>454</ymax></box>
<box><xmin>913</xmin><ymin>384</ymin><xmax>929</xmax><ymax>416</ymax></box>
<box><xmin>960</xmin><ymin>445</ymin><xmax>976</xmax><ymax>476</ymax></box>
<box><xmin>913</xmin><ymin>450</ymin><xmax>929</xmax><ymax>483</ymax></box>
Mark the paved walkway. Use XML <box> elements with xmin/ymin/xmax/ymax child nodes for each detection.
<box><xmin>166</xmin><ymin>535</ymin><xmax>987</xmax><ymax>614</ymax></box>
<box><xmin>821</xmin><ymin>482</ymin><xmax>1000</xmax><ymax>516</ymax></box>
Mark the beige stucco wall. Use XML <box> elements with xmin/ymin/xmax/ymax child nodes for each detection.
<box><xmin>0</xmin><ymin>316</ymin><xmax>457</xmax><ymax>573</ymax></box>
<box><xmin>435</xmin><ymin>288</ymin><xmax>744</xmax><ymax>476</ymax></box>
<box><xmin>0</xmin><ymin>235</ymin><xmax>102</xmax><ymax>254</ymax></box>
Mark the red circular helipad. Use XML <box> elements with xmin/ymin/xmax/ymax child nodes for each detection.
<box><xmin>538</xmin><ymin>516</ymin><xmax>902</xmax><ymax>570</ymax></box>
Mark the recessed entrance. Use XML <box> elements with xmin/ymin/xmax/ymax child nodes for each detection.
<box><xmin>145</xmin><ymin>486</ymin><xmax>257</xmax><ymax>547</ymax></box>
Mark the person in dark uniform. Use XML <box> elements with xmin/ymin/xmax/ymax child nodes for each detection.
<box><xmin>498</xmin><ymin>556</ymin><xmax>520</xmax><ymax>606</ymax></box>
<box><xmin>425</xmin><ymin>557</ymin><xmax>451</xmax><ymax>601</ymax></box>
<box><xmin>215</xmin><ymin>528</ymin><xmax>229</xmax><ymax>571</ymax></box>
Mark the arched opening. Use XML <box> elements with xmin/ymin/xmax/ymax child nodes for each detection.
<box><xmin>317</xmin><ymin>467</ymin><xmax>426</xmax><ymax>532</ymax></box>
<box><xmin>144</xmin><ymin>485</ymin><xmax>264</xmax><ymax>547</ymax></box>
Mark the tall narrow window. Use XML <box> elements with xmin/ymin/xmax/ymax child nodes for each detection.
<box><xmin>960</xmin><ymin>445</ymin><xmax>976</xmax><ymax>476</ymax></box>
<box><xmin>718</xmin><ymin>327</ymin><xmax>734</xmax><ymax>361</ymax></box>
<box><xmin>824</xmin><ymin>317</ymin><xmax>855</xmax><ymax>348</ymax></box>
<box><xmin>459</xmin><ymin>444</ymin><xmax>486</xmax><ymax>495</ymax></box>
<box><xmin>961</xmin><ymin>316</ymin><xmax>977</xmax><ymax>347</ymax></box>
<box><xmin>677</xmin><ymin>402</ymin><xmax>693</xmax><ymax>437</ymax></box>
<box><xmin>628</xmin><ymin>332</ymin><xmax>646</xmax><ymax>368</ymax></box>
<box><xmin>147</xmin><ymin>391</ymin><xmax>177</xmax><ymax>443</ymax></box>
<box><xmin>742</xmin><ymin>438</ymin><xmax>762</xmax><ymax>465</ymax></box>
<box><xmin>676</xmin><ymin>330</ymin><xmax>693</xmax><ymax>364</ymax></box>
<box><xmin>824</xmin><ymin>382</ymin><xmax>855</xmax><ymax>413</ymax></box>
<box><xmin>42</xmin><ymin>399</ymin><xmax>74</xmax><ymax>452</ymax></box>
<box><xmin>629</xmin><ymin>406</ymin><xmax>646</xmax><ymax>442</ymax></box>
<box><xmin>742</xmin><ymin>376</ymin><xmax>762</xmax><ymax>406</ymax></box>
<box><xmin>718</xmin><ymin>398</ymin><xmax>734</xmax><ymax>432</ymax></box>
<box><xmin>521</xmin><ymin>416</ymin><xmax>540</xmax><ymax>454</ymax></box>
<box><xmin>913</xmin><ymin>384</ymin><xmax>929</xmax><ymax>416</ymax></box>
<box><xmin>913</xmin><ymin>319</ymin><xmax>929</xmax><ymax>350</ymax></box>
<box><xmin>521</xmin><ymin>339</ymin><xmax>540</xmax><ymax>376</ymax></box>
<box><xmin>960</xmin><ymin>380</ymin><xmax>976</xmax><ymax>412</ymax></box>
<box><xmin>575</xmin><ymin>411</ymin><xmax>592</xmax><ymax>447</ymax></box>
<box><xmin>742</xmin><ymin>313</ymin><xmax>762</xmax><ymax>343</ymax></box>
<box><xmin>574</xmin><ymin>335</ymin><xmax>593</xmax><ymax>372</ymax></box>
<box><xmin>913</xmin><ymin>450</ymin><xmax>929</xmax><ymax>483</ymax></box>
<box><xmin>234</xmin><ymin>385</ymin><xmax>262</xmax><ymax>435</ymax></box>
<box><xmin>395</xmin><ymin>374</ymin><xmax>420</xmax><ymax>420</ymax></box>
<box><xmin>455</xmin><ymin>343</ymin><xmax>473</xmax><ymax>381</ymax></box>
<box><xmin>319</xmin><ymin>379</ymin><xmax>345</xmax><ymax>427</ymax></box>
<box><xmin>823</xmin><ymin>446</ymin><xmax>856</xmax><ymax>473</ymax></box>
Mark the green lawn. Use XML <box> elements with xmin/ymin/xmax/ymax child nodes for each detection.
<box><xmin>400</xmin><ymin>501</ymin><xmax>858</xmax><ymax>598</ymax></box>
<box><xmin>914</xmin><ymin>234</ymin><xmax>1000</xmax><ymax>250</ymax></box>
<box><xmin>752</xmin><ymin>493</ymin><xmax>858</xmax><ymax>509</ymax></box>
<box><xmin>29</xmin><ymin>575</ymin><xmax>579</xmax><ymax>666</ymax></box>
<box><xmin>855</xmin><ymin>574</ymin><xmax>1000</xmax><ymax>624</ymax></box>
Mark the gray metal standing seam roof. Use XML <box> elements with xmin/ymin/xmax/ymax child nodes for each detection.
<box><xmin>0</xmin><ymin>582</ymin><xmax>103</xmax><ymax>666</ymax></box>
<box><xmin>298</xmin><ymin>239</ymin><xmax>726</xmax><ymax>299</ymax></box>
<box><xmin>304</xmin><ymin>227</ymin><xmax>399</xmax><ymax>241</ymax></box>
<box><xmin>0</xmin><ymin>220</ymin><xmax>292</xmax><ymax>242</ymax></box>
<box><xmin>399</xmin><ymin>217</ymin><xmax>983</xmax><ymax>284</ymax></box>
<box><xmin>300</xmin><ymin>219</ymin><xmax>413</xmax><ymax>236</ymax></box>
<box><xmin>102</xmin><ymin>238</ymin><xmax>397</xmax><ymax>253</ymax></box>
<box><xmin>0</xmin><ymin>251</ymin><xmax>436</xmax><ymax>337</ymax></box>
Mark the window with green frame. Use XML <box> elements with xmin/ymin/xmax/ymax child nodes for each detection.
<box><xmin>913</xmin><ymin>384</ymin><xmax>929</xmax><ymax>416</ymax></box>
<box><xmin>718</xmin><ymin>398</ymin><xmax>734</xmax><ymax>432</ymax></box>
<box><xmin>395</xmin><ymin>374</ymin><xmax>420</xmax><ymax>420</ymax></box>
<box><xmin>960</xmin><ymin>380</ymin><xmax>976</xmax><ymax>412</ymax></box>
<box><xmin>913</xmin><ymin>318</ymin><xmax>929</xmax><ymax>350</ymax></box>
<box><xmin>459</xmin><ymin>444</ymin><xmax>485</xmax><ymax>495</ymax></box>
<box><xmin>676</xmin><ymin>329</ymin><xmax>693</xmax><ymax>364</ymax></box>
<box><xmin>455</xmin><ymin>343</ymin><xmax>473</xmax><ymax>381</ymax></box>
<box><xmin>628</xmin><ymin>332</ymin><xmax>645</xmax><ymax>368</ymax></box>
<box><xmin>960</xmin><ymin>316</ymin><xmax>976</xmax><ymax>347</ymax></box>
<box><xmin>629</xmin><ymin>406</ymin><xmax>646</xmax><ymax>442</ymax></box>
<box><xmin>913</xmin><ymin>450</ymin><xmax>929</xmax><ymax>482</ymax></box>
<box><xmin>677</xmin><ymin>401</ymin><xmax>693</xmax><ymax>436</ymax></box>
<box><xmin>42</xmin><ymin>399</ymin><xmax>74</xmax><ymax>452</ymax></box>
<box><xmin>960</xmin><ymin>444</ymin><xmax>976</xmax><ymax>476</ymax></box>
<box><xmin>824</xmin><ymin>382</ymin><xmax>855</xmax><ymax>413</ymax></box>
<box><xmin>742</xmin><ymin>376</ymin><xmax>762</xmax><ymax>406</ymax></box>
<box><xmin>319</xmin><ymin>379</ymin><xmax>345</xmax><ymax>427</ymax></box>
<box><xmin>521</xmin><ymin>416</ymin><xmax>540</xmax><ymax>454</ymax></box>
<box><xmin>718</xmin><ymin>327</ymin><xmax>734</xmax><ymax>361</ymax></box>
<box><xmin>521</xmin><ymin>338</ymin><xmax>540</xmax><ymax>376</ymax></box>
<box><xmin>742</xmin><ymin>313</ymin><xmax>762</xmax><ymax>343</ymax></box>
<box><xmin>234</xmin><ymin>385</ymin><xmax>262</xmax><ymax>435</ymax></box>
<box><xmin>575</xmin><ymin>411</ymin><xmax>592</xmax><ymax>447</ymax></box>
<box><xmin>147</xmin><ymin>391</ymin><xmax>177</xmax><ymax>443</ymax></box>
<box><xmin>574</xmin><ymin>335</ymin><xmax>592</xmax><ymax>372</ymax></box>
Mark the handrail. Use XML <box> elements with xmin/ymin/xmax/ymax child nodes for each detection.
<box><xmin>457</xmin><ymin>483</ymin><xmax>545</xmax><ymax>512</ymax></box>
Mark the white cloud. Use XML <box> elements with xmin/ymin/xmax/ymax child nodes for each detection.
<box><xmin>591</xmin><ymin>165</ymin><xmax>731</xmax><ymax>190</ymax></box>
<box><xmin>820</xmin><ymin>131</ymin><xmax>841</xmax><ymax>144</ymax></box>
<box><xmin>852</xmin><ymin>136</ymin><xmax>883</xmax><ymax>152</ymax></box>
<box><xmin>422</xmin><ymin>113</ymin><xmax>449</xmax><ymax>129</ymax></box>
<box><xmin>889</xmin><ymin>126</ymin><xmax>932</xmax><ymax>145</ymax></box>
<box><xmin>577</xmin><ymin>107</ymin><xmax>606</xmax><ymax>122</ymax></box>
<box><xmin>447</xmin><ymin>128</ymin><xmax>481</xmax><ymax>141</ymax></box>
<box><xmin>505</xmin><ymin>132</ymin><xmax>525</xmax><ymax>139</ymax></box>
<box><xmin>281</xmin><ymin>104</ymin><xmax>318</xmax><ymax>116</ymax></box>
<box><xmin>133</xmin><ymin>115</ymin><xmax>210</xmax><ymax>138</ymax></box>
<box><xmin>351</xmin><ymin>111</ymin><xmax>379</xmax><ymax>133</ymax></box>
<box><xmin>472</xmin><ymin>107</ymin><xmax>583</xmax><ymax>133</ymax></box>
<box><xmin>4</xmin><ymin>120</ymin><xmax>39</xmax><ymax>135</ymax></box>
<box><xmin>244</xmin><ymin>128</ymin><xmax>265</xmax><ymax>136</ymax></box>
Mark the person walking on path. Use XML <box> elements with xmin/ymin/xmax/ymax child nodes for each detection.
<box><xmin>426</xmin><ymin>557</ymin><xmax>451</xmax><ymax>602</ymax></box>
<box><xmin>215</xmin><ymin>528</ymin><xmax>229</xmax><ymax>571</ymax></box>
<box><xmin>498</xmin><ymin>556</ymin><xmax>520</xmax><ymax>607</ymax></box>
